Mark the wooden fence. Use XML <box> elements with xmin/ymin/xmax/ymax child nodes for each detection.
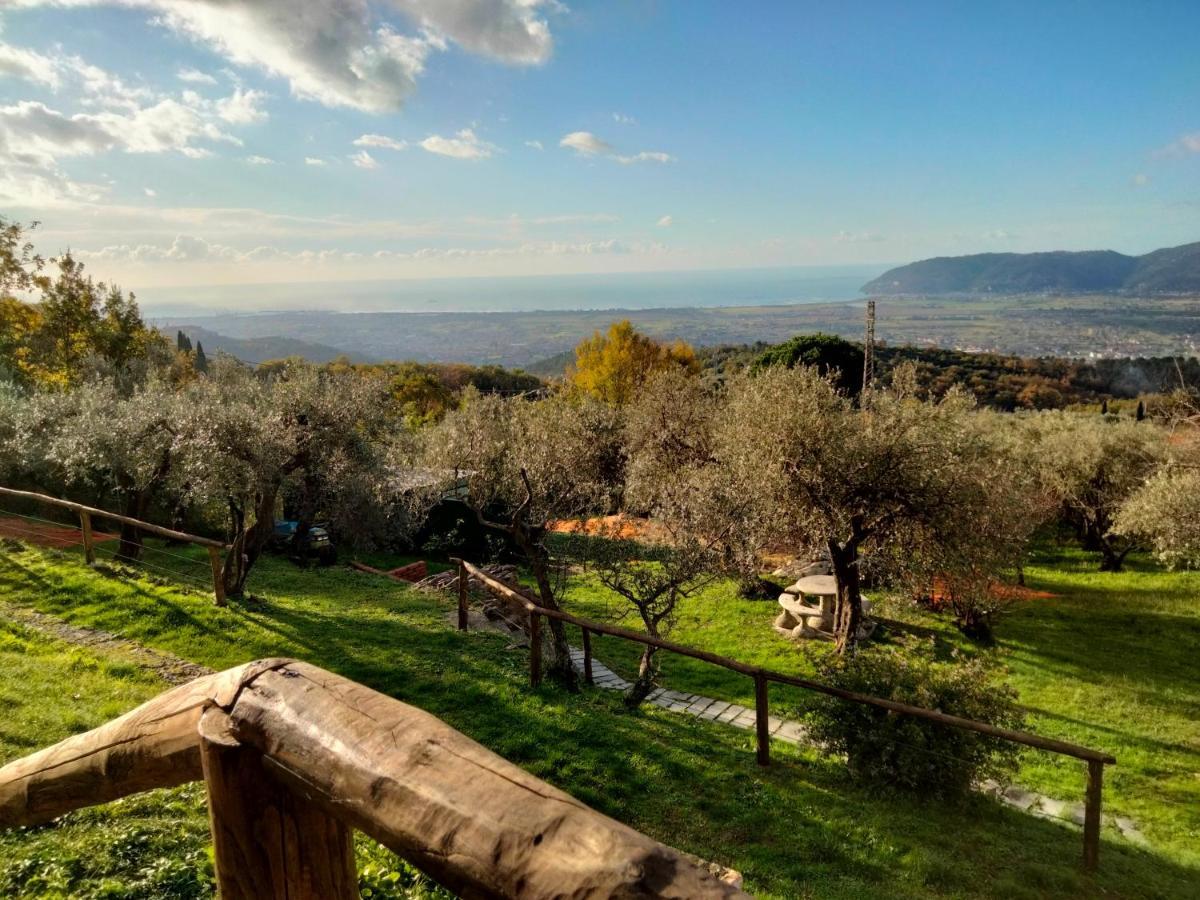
<box><xmin>0</xmin><ymin>658</ymin><xmax>747</xmax><ymax>899</ymax></box>
<box><xmin>0</xmin><ymin>486</ymin><xmax>228</xmax><ymax>606</ymax></box>
<box><xmin>456</xmin><ymin>559</ymin><xmax>1117</xmax><ymax>872</ymax></box>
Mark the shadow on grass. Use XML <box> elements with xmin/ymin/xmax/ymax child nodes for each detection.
<box><xmin>2</xmin><ymin>548</ymin><xmax>1197</xmax><ymax>898</ymax></box>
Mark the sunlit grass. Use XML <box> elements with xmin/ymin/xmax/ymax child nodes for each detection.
<box><xmin>0</xmin><ymin>542</ymin><xmax>1196</xmax><ymax>898</ymax></box>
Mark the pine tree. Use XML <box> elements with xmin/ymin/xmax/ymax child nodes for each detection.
<box><xmin>195</xmin><ymin>341</ymin><xmax>208</xmax><ymax>373</ymax></box>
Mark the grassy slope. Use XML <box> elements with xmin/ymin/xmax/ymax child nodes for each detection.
<box><xmin>560</xmin><ymin>546</ymin><xmax>1200</xmax><ymax>870</ymax></box>
<box><xmin>0</xmin><ymin>543</ymin><xmax>1196</xmax><ymax>899</ymax></box>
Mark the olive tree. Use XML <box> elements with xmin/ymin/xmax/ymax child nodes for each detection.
<box><xmin>177</xmin><ymin>359</ymin><xmax>392</xmax><ymax>597</ymax></box>
<box><xmin>2</xmin><ymin>378</ymin><xmax>188</xmax><ymax>560</ymax></box>
<box><xmin>421</xmin><ymin>389</ymin><xmax>618</xmax><ymax>682</ymax></box>
<box><xmin>1032</xmin><ymin>412</ymin><xmax>1167</xmax><ymax>571</ymax></box>
<box><xmin>1113</xmin><ymin>409</ymin><xmax>1200</xmax><ymax>568</ymax></box>
<box><xmin>715</xmin><ymin>365</ymin><xmax>1019</xmax><ymax>652</ymax></box>
<box><xmin>622</xmin><ymin>369</ymin><xmax>779</xmax><ymax>597</ymax></box>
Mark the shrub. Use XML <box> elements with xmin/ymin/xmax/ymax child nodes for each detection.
<box><xmin>805</xmin><ymin>646</ymin><xmax>1024</xmax><ymax>797</ymax></box>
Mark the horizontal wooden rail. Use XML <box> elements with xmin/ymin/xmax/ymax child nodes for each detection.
<box><xmin>458</xmin><ymin>559</ymin><xmax>1115</xmax><ymax>870</ymax></box>
<box><xmin>459</xmin><ymin>560</ymin><xmax>1113</xmax><ymax>763</ymax></box>
<box><xmin>0</xmin><ymin>485</ymin><xmax>228</xmax><ymax>605</ymax></box>
<box><xmin>0</xmin><ymin>659</ymin><xmax>747</xmax><ymax>899</ymax></box>
<box><xmin>0</xmin><ymin>486</ymin><xmax>226</xmax><ymax>549</ymax></box>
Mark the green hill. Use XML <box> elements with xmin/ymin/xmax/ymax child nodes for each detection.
<box><xmin>863</xmin><ymin>241</ymin><xmax>1200</xmax><ymax>295</ymax></box>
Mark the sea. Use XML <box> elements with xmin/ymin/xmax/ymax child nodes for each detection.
<box><xmin>140</xmin><ymin>264</ymin><xmax>889</xmax><ymax>317</ymax></box>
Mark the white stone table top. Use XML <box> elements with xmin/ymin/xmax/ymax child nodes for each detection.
<box><xmin>790</xmin><ymin>575</ymin><xmax>837</xmax><ymax>596</ymax></box>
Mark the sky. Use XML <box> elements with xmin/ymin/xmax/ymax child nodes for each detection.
<box><xmin>0</xmin><ymin>0</ymin><xmax>1198</xmax><ymax>294</ymax></box>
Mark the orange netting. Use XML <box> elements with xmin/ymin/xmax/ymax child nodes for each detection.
<box><xmin>0</xmin><ymin>516</ymin><xmax>119</xmax><ymax>548</ymax></box>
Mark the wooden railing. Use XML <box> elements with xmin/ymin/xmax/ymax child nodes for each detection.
<box><xmin>0</xmin><ymin>486</ymin><xmax>228</xmax><ymax>606</ymax></box>
<box><xmin>0</xmin><ymin>659</ymin><xmax>748</xmax><ymax>899</ymax></box>
<box><xmin>456</xmin><ymin>559</ymin><xmax>1118</xmax><ymax>872</ymax></box>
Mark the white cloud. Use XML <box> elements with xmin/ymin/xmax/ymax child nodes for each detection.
<box><xmin>612</xmin><ymin>112</ymin><xmax>635</xmax><ymax>125</ymax></box>
<box><xmin>389</xmin><ymin>0</ymin><xmax>557</xmax><ymax>64</ymax></box>
<box><xmin>353</xmin><ymin>133</ymin><xmax>408</xmax><ymax>151</ymax></box>
<box><xmin>350</xmin><ymin>149</ymin><xmax>379</xmax><ymax>169</ymax></box>
<box><xmin>74</xmin><ymin>234</ymin><xmax>669</xmax><ymax>267</ymax></box>
<box><xmin>0</xmin><ymin>41</ymin><xmax>61</xmax><ymax>89</ymax></box>
<box><xmin>14</xmin><ymin>0</ymin><xmax>560</xmax><ymax>113</ymax></box>
<box><xmin>979</xmin><ymin>229</ymin><xmax>1016</xmax><ymax>241</ymax></box>
<box><xmin>834</xmin><ymin>230</ymin><xmax>886</xmax><ymax>243</ymax></box>
<box><xmin>524</xmin><ymin>139</ymin><xmax>543</xmax><ymax>150</ymax></box>
<box><xmin>560</xmin><ymin>130</ymin><xmax>672</xmax><ymax>164</ymax></box>
<box><xmin>1132</xmin><ymin>172</ymin><xmax>1150</xmax><ymax>187</ymax></box>
<box><xmin>216</xmin><ymin>88</ymin><xmax>268</xmax><ymax>124</ymax></box>
<box><xmin>615</xmin><ymin>150</ymin><xmax>672</xmax><ymax>164</ymax></box>
<box><xmin>176</xmin><ymin>67</ymin><xmax>217</xmax><ymax>85</ymax></box>
<box><xmin>656</xmin><ymin>214</ymin><xmax>672</xmax><ymax>228</ymax></box>
<box><xmin>304</xmin><ymin>156</ymin><xmax>327</xmax><ymax>166</ymax></box>
<box><xmin>420</xmin><ymin>128</ymin><xmax>496</xmax><ymax>160</ymax></box>
<box><xmin>245</xmin><ymin>154</ymin><xmax>274</xmax><ymax>164</ymax></box>
<box><xmin>559</xmin><ymin>130</ymin><xmax>612</xmax><ymax>155</ymax></box>
<box><xmin>144</xmin><ymin>187</ymin><xmax>156</xmax><ymax>197</ymax></box>
<box><xmin>180</xmin><ymin>146</ymin><xmax>213</xmax><ymax>159</ymax></box>
<box><xmin>1157</xmin><ymin>132</ymin><xmax>1200</xmax><ymax>157</ymax></box>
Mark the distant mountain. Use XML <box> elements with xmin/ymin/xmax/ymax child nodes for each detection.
<box><xmin>161</xmin><ymin>324</ymin><xmax>373</xmax><ymax>365</ymax></box>
<box><xmin>863</xmin><ymin>241</ymin><xmax>1200</xmax><ymax>295</ymax></box>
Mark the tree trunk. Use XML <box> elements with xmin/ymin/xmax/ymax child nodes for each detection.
<box><xmin>625</xmin><ymin>638</ymin><xmax>659</xmax><ymax>707</ymax></box>
<box><xmin>115</xmin><ymin>492</ymin><xmax>147</xmax><ymax>562</ymax></box>
<box><xmin>829</xmin><ymin>539</ymin><xmax>863</xmax><ymax>654</ymax></box>
<box><xmin>1098</xmin><ymin>539</ymin><xmax>1131</xmax><ymax>573</ymax></box>
<box><xmin>518</xmin><ymin>534</ymin><xmax>577</xmax><ymax>688</ymax></box>
<box><xmin>223</xmin><ymin>489</ymin><xmax>278</xmax><ymax>598</ymax></box>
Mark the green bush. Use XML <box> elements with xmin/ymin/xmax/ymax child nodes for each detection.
<box><xmin>805</xmin><ymin>646</ymin><xmax>1024</xmax><ymax>797</ymax></box>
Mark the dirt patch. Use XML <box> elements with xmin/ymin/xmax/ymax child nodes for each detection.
<box><xmin>0</xmin><ymin>516</ymin><xmax>119</xmax><ymax>549</ymax></box>
<box><xmin>549</xmin><ymin>515</ymin><xmax>669</xmax><ymax>542</ymax></box>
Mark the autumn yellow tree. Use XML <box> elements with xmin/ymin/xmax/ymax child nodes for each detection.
<box><xmin>567</xmin><ymin>320</ymin><xmax>698</xmax><ymax>405</ymax></box>
<box><xmin>0</xmin><ymin>217</ymin><xmax>164</xmax><ymax>387</ymax></box>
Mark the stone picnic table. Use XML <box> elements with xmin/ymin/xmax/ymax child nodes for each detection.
<box><xmin>773</xmin><ymin>574</ymin><xmax>872</xmax><ymax>640</ymax></box>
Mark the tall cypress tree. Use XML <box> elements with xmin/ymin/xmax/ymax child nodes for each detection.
<box><xmin>176</xmin><ymin>330</ymin><xmax>193</xmax><ymax>352</ymax></box>
<box><xmin>195</xmin><ymin>341</ymin><xmax>208</xmax><ymax>373</ymax></box>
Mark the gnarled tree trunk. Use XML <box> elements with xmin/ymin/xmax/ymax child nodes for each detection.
<box><xmin>223</xmin><ymin>489</ymin><xmax>279</xmax><ymax>598</ymax></box>
<box><xmin>829</xmin><ymin>521</ymin><xmax>865</xmax><ymax>654</ymax></box>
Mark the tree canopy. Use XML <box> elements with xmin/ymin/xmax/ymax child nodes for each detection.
<box><xmin>567</xmin><ymin>320</ymin><xmax>698</xmax><ymax>406</ymax></box>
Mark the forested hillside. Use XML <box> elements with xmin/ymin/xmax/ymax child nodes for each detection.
<box><xmin>864</xmin><ymin>241</ymin><xmax>1200</xmax><ymax>295</ymax></box>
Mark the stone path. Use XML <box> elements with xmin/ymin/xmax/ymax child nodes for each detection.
<box><xmin>568</xmin><ymin>645</ymin><xmax>1149</xmax><ymax>846</ymax></box>
<box><xmin>0</xmin><ymin>601</ymin><xmax>214</xmax><ymax>685</ymax></box>
<box><xmin>569</xmin><ymin>646</ymin><xmax>810</xmax><ymax>743</ymax></box>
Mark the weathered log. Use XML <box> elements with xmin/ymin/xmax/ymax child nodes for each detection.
<box><xmin>227</xmin><ymin>662</ymin><xmax>748</xmax><ymax>899</ymax></box>
<box><xmin>0</xmin><ymin>659</ymin><xmax>289</xmax><ymax>827</ymax></box>
<box><xmin>0</xmin><ymin>658</ymin><xmax>749</xmax><ymax>899</ymax></box>
<box><xmin>199</xmin><ymin>707</ymin><xmax>357</xmax><ymax>899</ymax></box>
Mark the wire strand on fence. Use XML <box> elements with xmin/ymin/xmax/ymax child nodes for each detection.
<box><xmin>90</xmin><ymin>544</ymin><xmax>211</xmax><ymax>590</ymax></box>
<box><xmin>1</xmin><ymin>502</ymin><xmax>215</xmax><ymax>580</ymax></box>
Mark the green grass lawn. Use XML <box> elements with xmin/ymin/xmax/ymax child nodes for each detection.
<box><xmin>560</xmin><ymin>545</ymin><xmax>1200</xmax><ymax>870</ymax></box>
<box><xmin>0</xmin><ymin>541</ymin><xmax>1196</xmax><ymax>898</ymax></box>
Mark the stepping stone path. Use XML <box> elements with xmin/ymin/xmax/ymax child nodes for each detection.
<box><xmin>568</xmin><ymin>644</ymin><xmax>1148</xmax><ymax>845</ymax></box>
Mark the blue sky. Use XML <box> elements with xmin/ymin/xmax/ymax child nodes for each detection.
<box><xmin>0</xmin><ymin>1</ymin><xmax>1197</xmax><ymax>292</ymax></box>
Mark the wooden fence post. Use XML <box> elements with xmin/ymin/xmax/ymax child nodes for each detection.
<box><xmin>208</xmin><ymin>547</ymin><xmax>226</xmax><ymax>608</ymax></box>
<box><xmin>582</xmin><ymin>627</ymin><xmax>594</xmax><ymax>685</ymax></box>
<box><xmin>529</xmin><ymin>611</ymin><xmax>542</xmax><ymax>687</ymax></box>
<box><xmin>457</xmin><ymin>559</ymin><xmax>468</xmax><ymax>632</ymax></box>
<box><xmin>1083</xmin><ymin>760</ymin><xmax>1103</xmax><ymax>872</ymax></box>
<box><xmin>78</xmin><ymin>511</ymin><xmax>95</xmax><ymax>565</ymax></box>
<box><xmin>198</xmin><ymin>708</ymin><xmax>357</xmax><ymax>899</ymax></box>
<box><xmin>754</xmin><ymin>673</ymin><xmax>770</xmax><ymax>767</ymax></box>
